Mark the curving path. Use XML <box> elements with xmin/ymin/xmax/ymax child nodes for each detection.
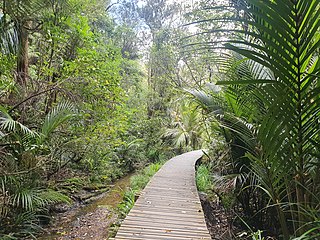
<box><xmin>114</xmin><ymin>150</ymin><xmax>211</xmax><ymax>240</ymax></box>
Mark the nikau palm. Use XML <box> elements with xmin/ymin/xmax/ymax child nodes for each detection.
<box><xmin>0</xmin><ymin>102</ymin><xmax>75</xmax><ymax>237</ymax></box>
<box><xmin>163</xmin><ymin>101</ymin><xmax>210</xmax><ymax>151</ymax></box>
<box><xmin>188</xmin><ymin>0</ymin><xmax>320</xmax><ymax>238</ymax></box>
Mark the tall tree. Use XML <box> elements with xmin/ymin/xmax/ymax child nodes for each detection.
<box><xmin>136</xmin><ymin>0</ymin><xmax>180</xmax><ymax>116</ymax></box>
<box><xmin>1</xmin><ymin>0</ymin><xmax>48</xmax><ymax>87</ymax></box>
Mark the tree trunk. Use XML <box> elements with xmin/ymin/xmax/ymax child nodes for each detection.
<box><xmin>14</xmin><ymin>20</ymin><xmax>30</xmax><ymax>121</ymax></box>
<box><xmin>16</xmin><ymin>21</ymin><xmax>30</xmax><ymax>87</ymax></box>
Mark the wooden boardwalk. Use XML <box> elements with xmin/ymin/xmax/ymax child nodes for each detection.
<box><xmin>114</xmin><ymin>150</ymin><xmax>211</xmax><ymax>240</ymax></box>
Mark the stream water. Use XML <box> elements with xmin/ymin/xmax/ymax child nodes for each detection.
<box><xmin>39</xmin><ymin>174</ymin><xmax>132</xmax><ymax>240</ymax></box>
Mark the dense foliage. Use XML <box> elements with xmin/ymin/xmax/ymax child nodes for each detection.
<box><xmin>186</xmin><ymin>0</ymin><xmax>320</xmax><ymax>239</ymax></box>
<box><xmin>0</xmin><ymin>0</ymin><xmax>174</xmax><ymax>238</ymax></box>
<box><xmin>0</xmin><ymin>0</ymin><xmax>319</xmax><ymax>239</ymax></box>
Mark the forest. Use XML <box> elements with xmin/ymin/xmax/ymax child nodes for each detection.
<box><xmin>0</xmin><ymin>0</ymin><xmax>319</xmax><ymax>239</ymax></box>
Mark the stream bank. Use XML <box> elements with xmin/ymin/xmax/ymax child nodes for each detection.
<box><xmin>39</xmin><ymin>174</ymin><xmax>132</xmax><ymax>240</ymax></box>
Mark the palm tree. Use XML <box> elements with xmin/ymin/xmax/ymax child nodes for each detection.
<box><xmin>188</xmin><ymin>0</ymin><xmax>320</xmax><ymax>238</ymax></box>
<box><xmin>0</xmin><ymin>102</ymin><xmax>75</xmax><ymax>237</ymax></box>
<box><xmin>163</xmin><ymin>100</ymin><xmax>211</xmax><ymax>152</ymax></box>
<box><xmin>188</xmin><ymin>81</ymin><xmax>265</xmax><ymax>228</ymax></box>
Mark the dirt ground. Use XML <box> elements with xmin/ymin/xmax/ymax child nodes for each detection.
<box><xmin>199</xmin><ymin>192</ymin><xmax>238</xmax><ymax>240</ymax></box>
<box><xmin>54</xmin><ymin>207</ymin><xmax>114</xmax><ymax>240</ymax></box>
<box><xmin>39</xmin><ymin>204</ymin><xmax>117</xmax><ymax>240</ymax></box>
<box><xmin>39</xmin><ymin>175</ymin><xmax>132</xmax><ymax>240</ymax></box>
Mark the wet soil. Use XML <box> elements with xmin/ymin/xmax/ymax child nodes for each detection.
<box><xmin>39</xmin><ymin>175</ymin><xmax>132</xmax><ymax>240</ymax></box>
<box><xmin>199</xmin><ymin>192</ymin><xmax>239</xmax><ymax>240</ymax></box>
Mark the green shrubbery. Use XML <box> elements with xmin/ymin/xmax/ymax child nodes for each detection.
<box><xmin>187</xmin><ymin>0</ymin><xmax>320</xmax><ymax>238</ymax></box>
<box><xmin>196</xmin><ymin>164</ymin><xmax>213</xmax><ymax>193</ymax></box>
<box><xmin>0</xmin><ymin>0</ymin><xmax>171</xmax><ymax>237</ymax></box>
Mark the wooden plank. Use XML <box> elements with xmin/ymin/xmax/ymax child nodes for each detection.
<box><xmin>114</xmin><ymin>150</ymin><xmax>211</xmax><ymax>240</ymax></box>
<box><xmin>120</xmin><ymin>222</ymin><xmax>209</xmax><ymax>232</ymax></box>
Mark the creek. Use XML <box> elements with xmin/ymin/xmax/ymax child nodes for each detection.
<box><xmin>39</xmin><ymin>174</ymin><xmax>132</xmax><ymax>240</ymax></box>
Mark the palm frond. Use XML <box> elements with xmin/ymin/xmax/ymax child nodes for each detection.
<box><xmin>0</xmin><ymin>105</ymin><xmax>36</xmax><ymax>137</ymax></box>
<box><xmin>34</xmin><ymin>189</ymin><xmax>71</xmax><ymax>208</ymax></box>
<box><xmin>39</xmin><ymin>101</ymin><xmax>77</xmax><ymax>143</ymax></box>
<box><xmin>0</xmin><ymin>0</ymin><xmax>50</xmax><ymax>53</ymax></box>
<box><xmin>188</xmin><ymin>0</ymin><xmax>320</xmax><ymax>237</ymax></box>
<box><xmin>185</xmin><ymin>88</ymin><xmax>225</xmax><ymax>114</ymax></box>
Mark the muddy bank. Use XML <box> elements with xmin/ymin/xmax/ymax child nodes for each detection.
<box><xmin>199</xmin><ymin>192</ymin><xmax>239</xmax><ymax>240</ymax></box>
<box><xmin>39</xmin><ymin>174</ymin><xmax>132</xmax><ymax>240</ymax></box>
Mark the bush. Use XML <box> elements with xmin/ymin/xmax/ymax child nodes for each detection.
<box><xmin>196</xmin><ymin>164</ymin><xmax>213</xmax><ymax>193</ymax></box>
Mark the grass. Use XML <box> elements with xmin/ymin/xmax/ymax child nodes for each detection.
<box><xmin>130</xmin><ymin>162</ymin><xmax>163</xmax><ymax>192</ymax></box>
<box><xmin>196</xmin><ymin>163</ymin><xmax>213</xmax><ymax>193</ymax></box>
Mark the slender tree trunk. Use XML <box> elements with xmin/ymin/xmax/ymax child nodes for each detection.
<box><xmin>14</xmin><ymin>20</ymin><xmax>30</xmax><ymax>121</ymax></box>
<box><xmin>45</xmin><ymin>74</ymin><xmax>58</xmax><ymax>114</ymax></box>
<box><xmin>16</xmin><ymin>21</ymin><xmax>30</xmax><ymax>87</ymax></box>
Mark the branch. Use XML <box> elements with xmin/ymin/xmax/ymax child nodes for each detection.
<box><xmin>46</xmin><ymin>153</ymin><xmax>83</xmax><ymax>180</ymax></box>
<box><xmin>9</xmin><ymin>87</ymin><xmax>58</xmax><ymax>113</ymax></box>
<box><xmin>106</xmin><ymin>1</ymin><xmax>119</xmax><ymax>11</ymax></box>
<box><xmin>24</xmin><ymin>20</ymin><xmax>43</xmax><ymax>32</ymax></box>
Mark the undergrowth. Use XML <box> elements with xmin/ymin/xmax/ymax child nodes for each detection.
<box><xmin>196</xmin><ymin>163</ymin><xmax>213</xmax><ymax>193</ymax></box>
